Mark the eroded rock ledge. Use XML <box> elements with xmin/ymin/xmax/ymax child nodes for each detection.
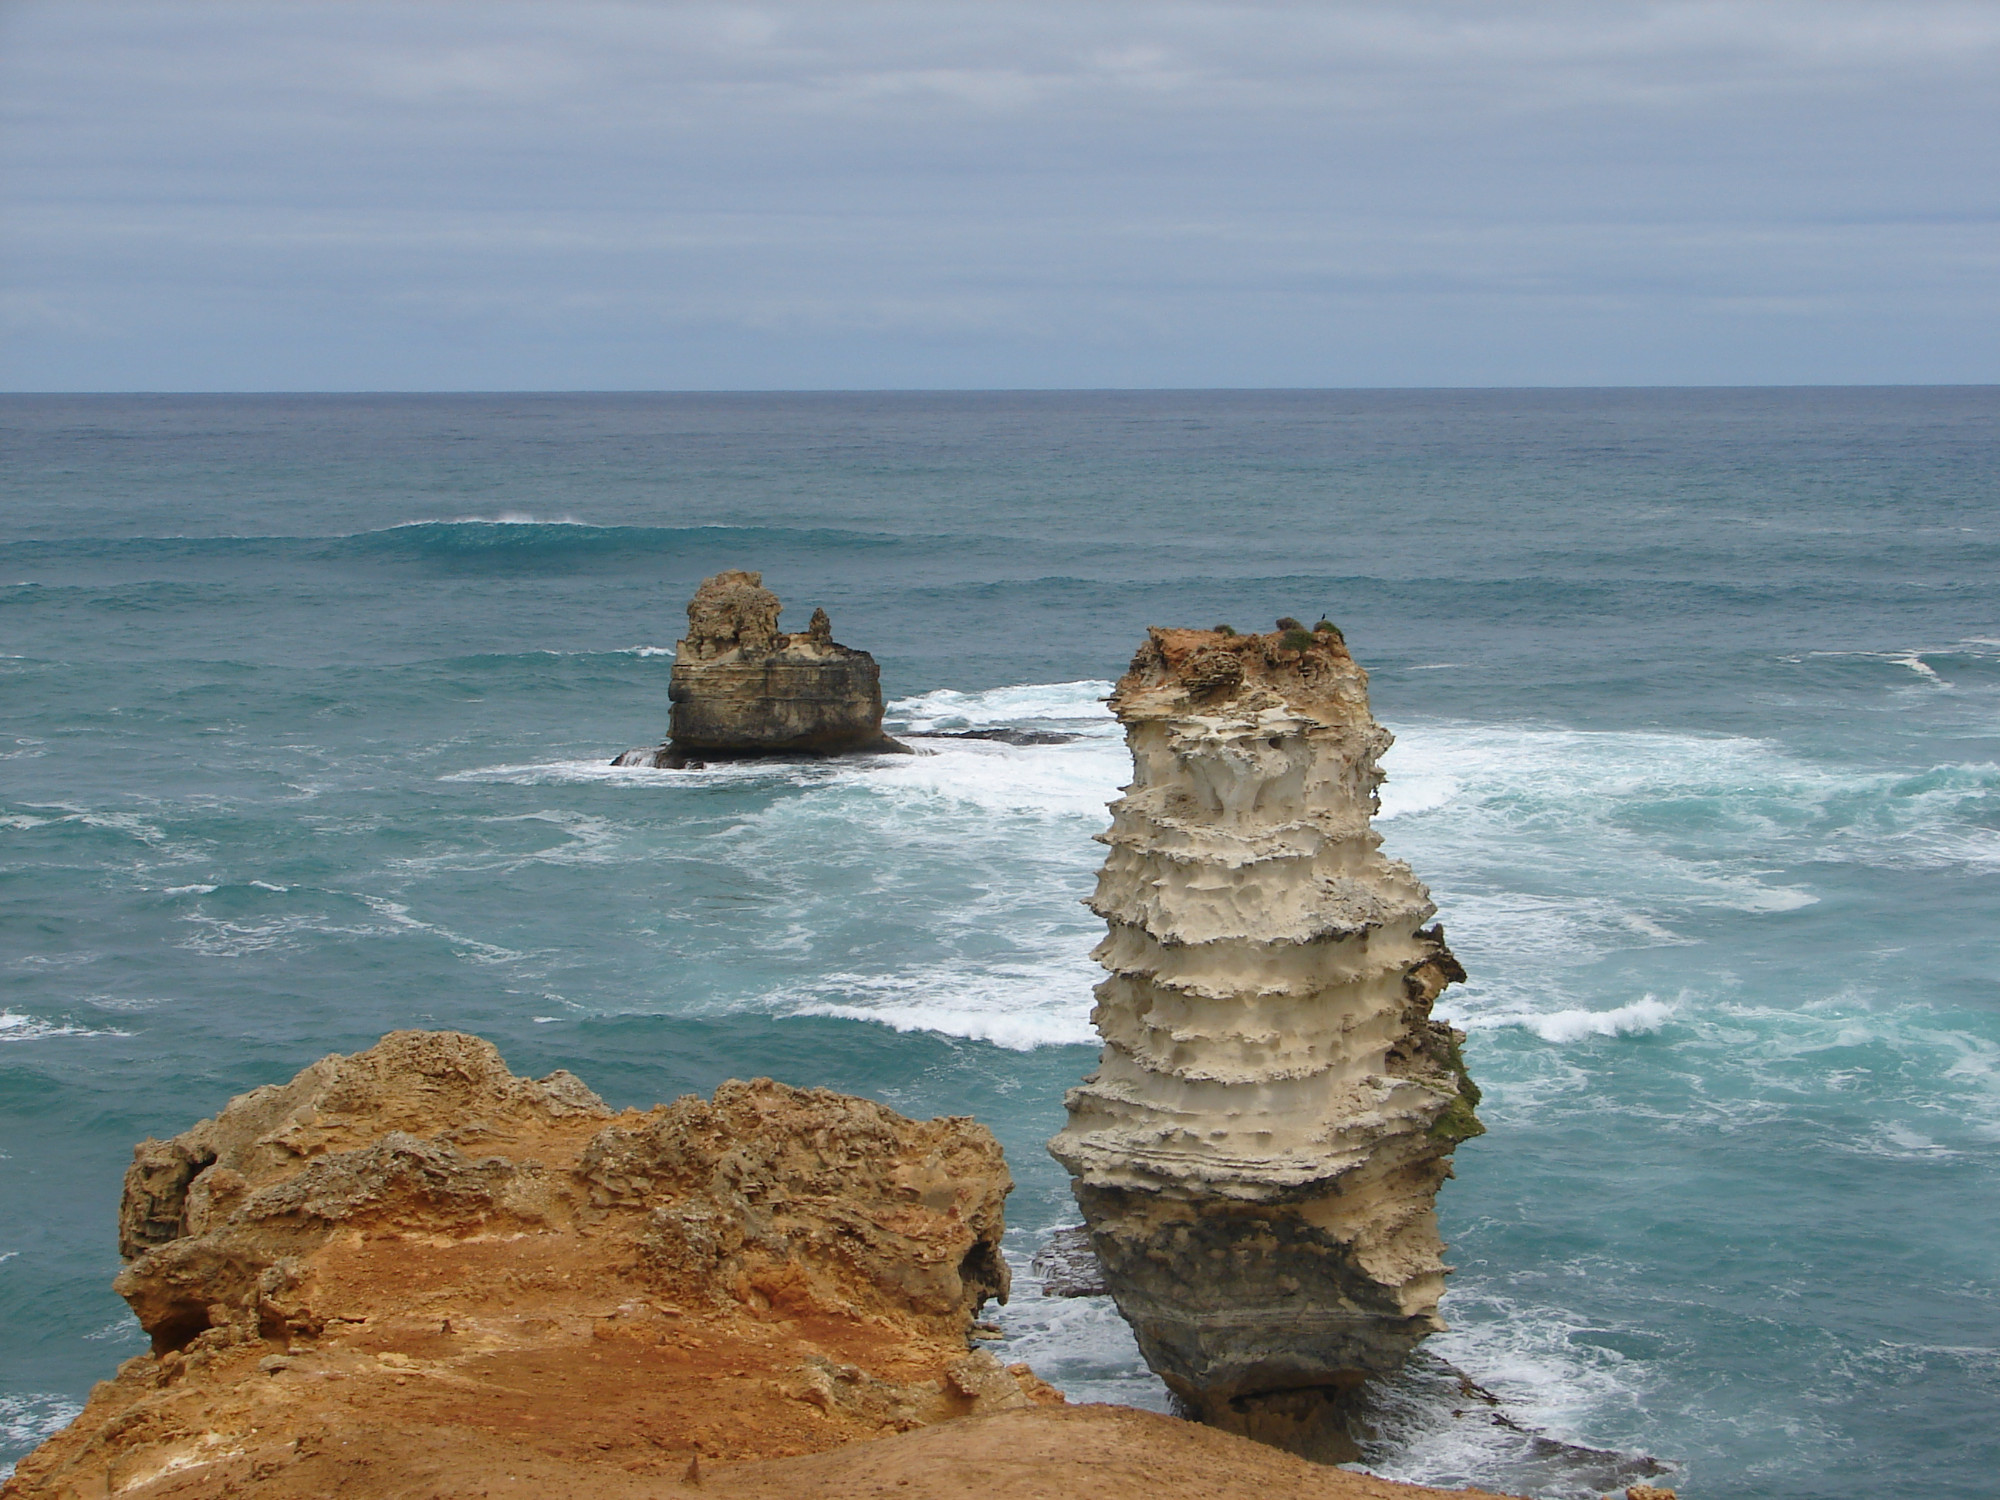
<box><xmin>5</xmin><ymin>1031</ymin><xmax>1540</xmax><ymax>1500</ymax></box>
<box><xmin>1050</xmin><ymin>620</ymin><xmax>1484</xmax><ymax>1459</ymax></box>
<box><xmin>616</xmin><ymin>571</ymin><xmax>909</xmax><ymax>768</ymax></box>
<box><xmin>5</xmin><ymin>1031</ymin><xmax>1040</xmax><ymax>1498</ymax></box>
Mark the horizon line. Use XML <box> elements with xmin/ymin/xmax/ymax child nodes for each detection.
<box><xmin>4</xmin><ymin>382</ymin><xmax>1998</xmax><ymax>398</ymax></box>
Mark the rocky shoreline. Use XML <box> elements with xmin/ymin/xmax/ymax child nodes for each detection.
<box><xmin>2</xmin><ymin>1031</ymin><xmax>1541</xmax><ymax>1500</ymax></box>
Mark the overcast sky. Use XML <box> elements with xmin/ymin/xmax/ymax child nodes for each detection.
<box><xmin>2</xmin><ymin>1</ymin><xmax>1996</xmax><ymax>390</ymax></box>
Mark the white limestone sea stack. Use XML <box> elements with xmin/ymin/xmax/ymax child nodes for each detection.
<box><xmin>1049</xmin><ymin>619</ymin><xmax>1483</xmax><ymax>1459</ymax></box>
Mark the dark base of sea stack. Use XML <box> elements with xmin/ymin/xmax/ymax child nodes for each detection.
<box><xmin>614</xmin><ymin>736</ymin><xmax>911</xmax><ymax>770</ymax></box>
<box><xmin>1186</xmin><ymin>1384</ymin><xmax>1371</xmax><ymax>1466</ymax></box>
<box><xmin>1075</xmin><ymin>1186</ymin><xmax>1437</xmax><ymax>1463</ymax></box>
<box><xmin>668</xmin><ymin>652</ymin><xmax>910</xmax><ymax>760</ymax></box>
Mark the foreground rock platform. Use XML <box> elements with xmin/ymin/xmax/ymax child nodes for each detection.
<box><xmin>3</xmin><ymin>1031</ymin><xmax>1535</xmax><ymax>1500</ymax></box>
<box><xmin>8</xmin><ymin>1398</ymin><xmax>1530</xmax><ymax>1500</ymax></box>
<box><xmin>616</xmin><ymin>571</ymin><xmax>909</xmax><ymax>768</ymax></box>
<box><xmin>1050</xmin><ymin>619</ymin><xmax>1484</xmax><ymax>1458</ymax></box>
<box><xmin>5</xmin><ymin>1031</ymin><xmax>1034</xmax><ymax>1498</ymax></box>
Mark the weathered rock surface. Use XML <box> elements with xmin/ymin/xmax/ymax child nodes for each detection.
<box><xmin>1049</xmin><ymin>621</ymin><xmax>1483</xmax><ymax>1458</ymax></box>
<box><xmin>8</xmin><ymin>1397</ymin><xmax>1530</xmax><ymax>1500</ymax></box>
<box><xmin>1030</xmin><ymin>1225</ymin><xmax>1110</xmax><ymax>1298</ymax></box>
<box><xmin>4</xmin><ymin>1031</ymin><xmax>1041</xmax><ymax>1498</ymax></box>
<box><xmin>4</xmin><ymin>1030</ymin><xmax>1538</xmax><ymax>1500</ymax></box>
<box><xmin>616</xmin><ymin>571</ymin><xmax>908</xmax><ymax>768</ymax></box>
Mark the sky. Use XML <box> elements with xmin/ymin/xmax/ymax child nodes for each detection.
<box><xmin>1</xmin><ymin>1</ymin><xmax>1996</xmax><ymax>391</ymax></box>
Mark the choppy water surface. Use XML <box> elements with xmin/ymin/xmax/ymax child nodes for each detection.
<box><xmin>3</xmin><ymin>390</ymin><xmax>1996</xmax><ymax>1497</ymax></box>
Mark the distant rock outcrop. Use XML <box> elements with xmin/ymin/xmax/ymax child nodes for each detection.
<box><xmin>615</xmin><ymin>571</ymin><xmax>908</xmax><ymax>768</ymax></box>
<box><xmin>1049</xmin><ymin>620</ymin><xmax>1483</xmax><ymax>1460</ymax></box>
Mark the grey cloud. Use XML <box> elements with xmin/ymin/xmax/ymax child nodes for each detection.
<box><xmin>2</xmin><ymin>1</ymin><xmax>1995</xmax><ymax>388</ymax></box>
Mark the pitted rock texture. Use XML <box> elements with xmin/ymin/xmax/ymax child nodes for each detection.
<box><xmin>6</xmin><ymin>1031</ymin><xmax>1044</xmax><ymax>1499</ymax></box>
<box><xmin>1049</xmin><ymin>621</ymin><xmax>1483</xmax><ymax>1457</ymax></box>
<box><xmin>617</xmin><ymin>570</ymin><xmax>908</xmax><ymax>767</ymax></box>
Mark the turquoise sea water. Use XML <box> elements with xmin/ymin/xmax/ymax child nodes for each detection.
<box><xmin>2</xmin><ymin>390</ymin><xmax>1996</xmax><ymax>1497</ymax></box>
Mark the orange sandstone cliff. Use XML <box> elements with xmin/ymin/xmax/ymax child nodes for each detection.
<box><xmin>3</xmin><ymin>1031</ymin><xmax>1523</xmax><ymax>1500</ymax></box>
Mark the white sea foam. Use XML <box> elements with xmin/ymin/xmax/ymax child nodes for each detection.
<box><xmin>0</xmin><ymin>1011</ymin><xmax>127</xmax><ymax>1043</ymax></box>
<box><xmin>770</xmin><ymin>953</ymin><xmax>1101</xmax><ymax>1051</ymax></box>
<box><xmin>1</xmin><ymin>806</ymin><xmax>166</xmax><ymax>845</ymax></box>
<box><xmin>351</xmin><ymin>895</ymin><xmax>528</xmax><ymax>965</ymax></box>
<box><xmin>440</xmin><ymin>756</ymin><xmax>849</xmax><ymax>787</ymax></box>
<box><xmin>666</xmin><ymin>699</ymin><xmax>1122</xmax><ymax>1048</ymax></box>
<box><xmin>77</xmin><ymin>994</ymin><xmax>172</xmax><ymax>1015</ymax></box>
<box><xmin>176</xmin><ymin>911</ymin><xmax>358</xmax><ymax>958</ymax></box>
<box><xmin>888</xmin><ymin>679</ymin><xmax>1116</xmax><ymax>731</ymax></box>
<box><xmin>0</xmin><ymin>1395</ymin><xmax>83</xmax><ymax>1480</ymax></box>
<box><xmin>477</xmin><ymin>811</ymin><xmax>628</xmax><ymax>868</ymax></box>
<box><xmin>1517</xmin><ymin>996</ymin><xmax>1677</xmax><ymax>1044</ymax></box>
<box><xmin>1808</xmin><ymin>647</ymin><xmax>1954</xmax><ymax>685</ymax></box>
<box><xmin>82</xmin><ymin>1317</ymin><xmax>146</xmax><ymax>1345</ymax></box>
<box><xmin>1375</xmin><ymin>721</ymin><xmax>2000</xmax><ymax>956</ymax></box>
<box><xmin>1375</xmin><ymin>760</ymin><xmax>1459</xmax><ymax>821</ymax></box>
<box><xmin>451</xmin><ymin>686</ymin><xmax>1994</xmax><ymax>1067</ymax></box>
<box><xmin>175</xmin><ymin>890</ymin><xmax>525</xmax><ymax>966</ymax></box>
<box><xmin>989</xmin><ymin>1243</ymin><xmax>1171</xmax><ymax>1409</ymax></box>
<box><xmin>851</xmin><ymin>734</ymin><xmax>1128</xmax><ymax>824</ymax></box>
<box><xmin>382</xmin><ymin>513</ymin><xmax>588</xmax><ymax>529</ymax></box>
<box><xmin>1362</xmin><ymin>1292</ymin><xmax>1672</xmax><ymax>1499</ymax></box>
<box><xmin>1891</xmin><ymin>651</ymin><xmax>1945</xmax><ymax>684</ymax></box>
<box><xmin>1694</xmin><ymin>1001</ymin><xmax>2000</xmax><ymax>1146</ymax></box>
<box><xmin>443</xmin><ymin>687</ymin><xmax>1123</xmax><ymax>1047</ymax></box>
<box><xmin>1864</xmin><ymin>1124</ymin><xmax>1958</xmax><ymax>1160</ymax></box>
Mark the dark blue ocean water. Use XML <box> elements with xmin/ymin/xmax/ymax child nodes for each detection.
<box><xmin>3</xmin><ymin>390</ymin><xmax>1997</xmax><ymax>1498</ymax></box>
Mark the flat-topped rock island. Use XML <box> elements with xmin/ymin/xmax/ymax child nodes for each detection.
<box><xmin>616</xmin><ymin>571</ymin><xmax>909</xmax><ymax>769</ymax></box>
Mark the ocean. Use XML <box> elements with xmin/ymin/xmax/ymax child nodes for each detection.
<box><xmin>2</xmin><ymin>389</ymin><xmax>1995</xmax><ymax>1498</ymax></box>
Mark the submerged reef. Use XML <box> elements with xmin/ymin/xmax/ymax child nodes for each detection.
<box><xmin>615</xmin><ymin>570</ymin><xmax>908</xmax><ymax>768</ymax></box>
<box><xmin>5</xmin><ymin>1031</ymin><xmax>1534</xmax><ymax>1500</ymax></box>
<box><xmin>1050</xmin><ymin>620</ymin><xmax>1483</xmax><ymax>1459</ymax></box>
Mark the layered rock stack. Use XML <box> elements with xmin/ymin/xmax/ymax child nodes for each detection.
<box><xmin>616</xmin><ymin>571</ymin><xmax>908</xmax><ymax>768</ymax></box>
<box><xmin>1049</xmin><ymin>619</ymin><xmax>1483</xmax><ymax>1458</ymax></box>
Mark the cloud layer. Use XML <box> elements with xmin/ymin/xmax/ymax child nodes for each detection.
<box><xmin>3</xmin><ymin>1</ymin><xmax>1995</xmax><ymax>388</ymax></box>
